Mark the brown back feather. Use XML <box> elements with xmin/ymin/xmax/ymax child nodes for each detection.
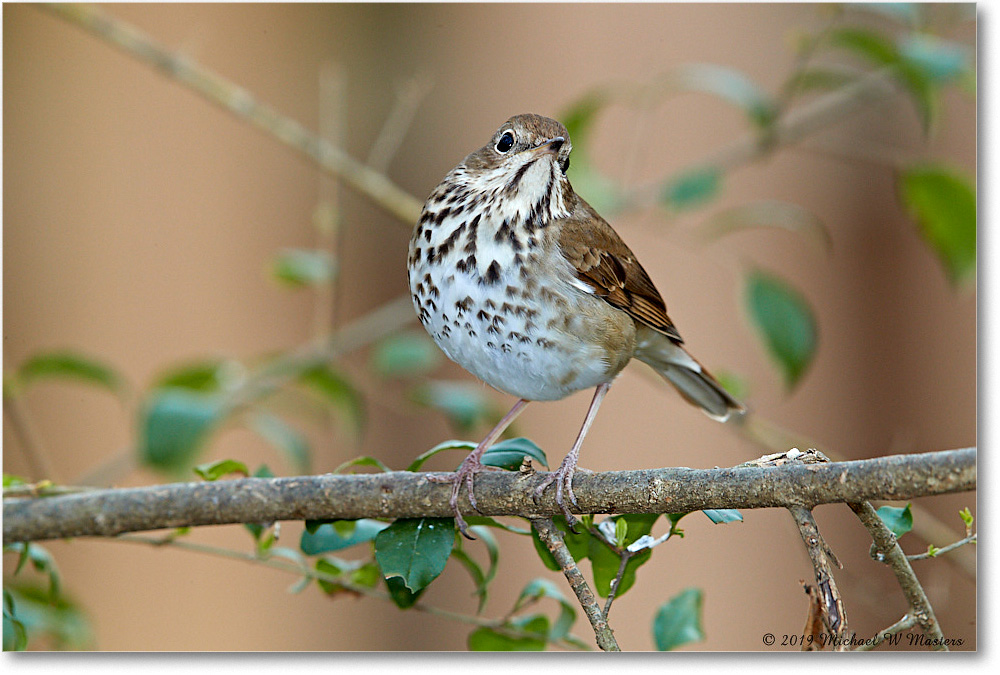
<box><xmin>558</xmin><ymin>194</ymin><xmax>683</xmax><ymax>343</ymax></box>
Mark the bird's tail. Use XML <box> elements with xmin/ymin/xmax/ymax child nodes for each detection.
<box><xmin>634</xmin><ymin>327</ymin><xmax>745</xmax><ymax>422</ymax></box>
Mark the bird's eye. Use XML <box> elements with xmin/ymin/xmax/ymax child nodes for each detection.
<box><xmin>495</xmin><ymin>131</ymin><xmax>515</xmax><ymax>154</ymax></box>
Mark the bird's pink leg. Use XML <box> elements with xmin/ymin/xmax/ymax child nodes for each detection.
<box><xmin>428</xmin><ymin>398</ymin><xmax>530</xmax><ymax>539</ymax></box>
<box><xmin>533</xmin><ymin>382</ymin><xmax>612</xmax><ymax>527</ymax></box>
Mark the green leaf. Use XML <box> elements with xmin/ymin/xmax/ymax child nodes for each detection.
<box><xmin>3</xmin><ymin>583</ymin><xmax>93</xmax><ymax>650</ymax></box>
<box><xmin>299</xmin><ymin>365</ymin><xmax>365</xmax><ymax>437</ymax></box>
<box><xmin>333</xmin><ymin>455</ymin><xmax>392</xmax><ymax>474</ymax></box>
<box><xmin>193</xmin><ymin>459</ymin><xmax>249</xmax><ymax>481</ymax></box>
<box><xmin>468</xmin><ymin>615</ymin><xmax>548</xmax><ymax>651</ymax></box>
<box><xmin>374</xmin><ymin>518</ymin><xmax>455</xmax><ymax>593</ymax></box>
<box><xmin>530</xmin><ymin>516</ymin><xmax>592</xmax><ymax>572</ymax></box>
<box><xmin>667</xmin><ymin>512</ymin><xmax>689</xmax><ymax>537</ymax></box>
<box><xmin>899</xmin><ymin>34</ymin><xmax>971</xmax><ymax>83</ymax></box>
<box><xmin>3</xmin><ymin>474</ymin><xmax>28</xmax><ymax>489</ymax></box>
<box><xmin>588</xmin><ymin>514</ymin><xmax>660</xmax><ymax>598</ymax></box>
<box><xmin>847</xmin><ymin>2</ymin><xmax>921</xmax><ymax>26</ymax></box>
<box><xmin>675</xmin><ymin>63</ymin><xmax>777</xmax><ymax>130</ymax></box>
<box><xmin>350</xmin><ymin>561</ymin><xmax>382</xmax><ymax>590</ymax></box>
<box><xmin>876</xmin><ymin>503</ymin><xmax>914</xmax><ymax>538</ymax></box>
<box><xmin>139</xmin><ymin>389</ymin><xmax>224</xmax><ymax>472</ymax></box>
<box><xmin>702</xmin><ymin>509</ymin><xmax>743</xmax><ymax>524</ymax></box>
<box><xmin>153</xmin><ymin>358</ymin><xmax>241</xmax><ymax>393</ymax></box>
<box><xmin>462</xmin><ymin>516</ymin><xmax>531</xmax><ymax>536</ymax></box>
<box><xmin>515</xmin><ymin>578</ymin><xmax>576</xmax><ymax>640</ymax></box>
<box><xmin>745</xmin><ymin>269</ymin><xmax>818</xmax><ymax>390</ymax></box>
<box><xmin>6</xmin><ymin>542</ymin><xmax>62</xmax><ymax>601</ymax></box>
<box><xmin>662</xmin><ymin>167</ymin><xmax>721</xmax><ymax>211</ymax></box>
<box><xmin>897</xmin><ymin>164</ymin><xmax>976</xmax><ymax>285</ymax></box>
<box><xmin>452</xmin><ymin>525</ymin><xmax>500</xmax><ymax>614</ymax></box>
<box><xmin>561</xmin><ymin>89</ymin><xmax>608</xmax><ymax>148</ymax></box>
<box><xmin>700</xmin><ymin>200</ymin><xmax>832</xmax><ymax>253</ymax></box>
<box><xmin>559</xmin><ymin>90</ymin><xmax>623</xmax><ymax>215</ymax></box>
<box><xmin>712</xmin><ymin>370</ymin><xmax>749</xmax><ymax>402</ymax></box>
<box><xmin>829</xmin><ymin>27</ymin><xmax>899</xmax><ymax>66</ymax></box>
<box><xmin>249</xmin><ymin>413</ymin><xmax>311</xmax><ymax>473</ymax></box>
<box><xmin>826</xmin><ymin>27</ymin><xmax>940</xmax><ymax>132</ymax></box>
<box><xmin>384</xmin><ymin>575</ymin><xmax>425</xmax><ymax>609</ymax></box>
<box><xmin>3</xmin><ymin>590</ymin><xmax>28</xmax><ymax>651</ymax></box>
<box><xmin>271</xmin><ymin>248</ymin><xmax>337</xmax><ymax>287</ymax></box>
<box><xmin>300</xmin><ymin>519</ymin><xmax>389</xmax><ymax>555</ymax></box>
<box><xmin>653</xmin><ymin>587</ymin><xmax>705</xmax><ymax>651</ymax></box>
<box><xmin>785</xmin><ymin>66</ymin><xmax>860</xmax><ymax>95</ymax></box>
<box><xmin>370</xmin><ymin>332</ymin><xmax>442</xmax><ymax>379</ymax></box>
<box><xmin>10</xmin><ymin>351</ymin><xmax>125</xmax><ymax>400</ymax></box>
<box><xmin>411</xmin><ymin>381</ymin><xmax>492</xmax><ymax>432</ymax></box>
<box><xmin>959</xmin><ymin>507</ymin><xmax>974</xmax><ymax>530</ymax></box>
<box><xmin>566</xmin><ymin>161</ymin><xmax>622</xmax><ymax>216</ymax></box>
<box><xmin>482</xmin><ymin>438</ymin><xmax>549</xmax><ymax>470</ymax></box>
<box><xmin>406</xmin><ymin>440</ymin><xmax>475</xmax><ymax>472</ymax></box>
<box><xmin>314</xmin><ymin>557</ymin><xmax>361</xmax><ymax>597</ymax></box>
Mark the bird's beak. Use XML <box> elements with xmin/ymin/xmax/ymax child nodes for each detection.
<box><xmin>531</xmin><ymin>136</ymin><xmax>565</xmax><ymax>156</ymax></box>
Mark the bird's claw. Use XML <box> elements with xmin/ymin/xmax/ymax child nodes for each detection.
<box><xmin>428</xmin><ymin>457</ymin><xmax>489</xmax><ymax>540</ymax></box>
<box><xmin>533</xmin><ymin>459</ymin><xmax>580</xmax><ymax>530</ymax></box>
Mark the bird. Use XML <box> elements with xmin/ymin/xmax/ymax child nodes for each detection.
<box><xmin>407</xmin><ymin>113</ymin><xmax>744</xmax><ymax>537</ymax></box>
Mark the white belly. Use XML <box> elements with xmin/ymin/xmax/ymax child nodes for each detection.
<box><xmin>411</xmin><ymin>263</ymin><xmax>618</xmax><ymax>401</ymax></box>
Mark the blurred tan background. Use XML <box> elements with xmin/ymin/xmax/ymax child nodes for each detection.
<box><xmin>4</xmin><ymin>3</ymin><xmax>975</xmax><ymax>651</ymax></box>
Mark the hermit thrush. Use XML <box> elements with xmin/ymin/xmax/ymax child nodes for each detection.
<box><xmin>408</xmin><ymin>113</ymin><xmax>744</xmax><ymax>537</ymax></box>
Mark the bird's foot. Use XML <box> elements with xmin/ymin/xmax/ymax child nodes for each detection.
<box><xmin>532</xmin><ymin>455</ymin><xmax>580</xmax><ymax>530</ymax></box>
<box><xmin>428</xmin><ymin>454</ymin><xmax>497</xmax><ymax>539</ymax></box>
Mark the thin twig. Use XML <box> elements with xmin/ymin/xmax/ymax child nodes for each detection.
<box><xmin>853</xmin><ymin>614</ymin><xmax>919</xmax><ymax>652</ymax></box>
<box><xmin>41</xmin><ymin>3</ymin><xmax>423</xmax><ymax>226</ymax></box>
<box><xmin>848</xmin><ymin>501</ymin><xmax>948</xmax><ymax>650</ymax></box>
<box><xmin>313</xmin><ymin>62</ymin><xmax>347</xmax><ymax>338</ymax></box>
<box><xmin>624</xmin><ymin>67</ymin><xmax>901</xmax><ymax>211</ymax></box>
<box><xmin>366</xmin><ymin>73</ymin><xmax>434</xmax><ymax>172</ymax></box>
<box><xmin>601</xmin><ymin>549</ymin><xmax>634</xmax><ymax>620</ymax></box>
<box><xmin>114</xmin><ymin>533</ymin><xmax>587</xmax><ymax>650</ymax></box>
<box><xmin>4</xmin><ymin>394</ymin><xmax>58</xmax><ymax>483</ymax></box>
<box><xmin>228</xmin><ymin>292</ymin><xmax>416</xmax><ymax>410</ymax></box>
<box><xmin>907</xmin><ymin>534</ymin><xmax>977</xmax><ymax>561</ymax></box>
<box><xmin>531</xmin><ymin>517</ymin><xmax>620</xmax><ymax>651</ymax></box>
<box><xmin>728</xmin><ymin>409</ymin><xmax>977</xmax><ymax>579</ymax></box>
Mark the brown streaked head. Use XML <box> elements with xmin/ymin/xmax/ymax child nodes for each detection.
<box><xmin>463</xmin><ymin>114</ymin><xmax>573</xmax><ymax>175</ymax></box>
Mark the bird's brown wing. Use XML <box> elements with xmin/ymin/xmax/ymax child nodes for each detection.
<box><xmin>558</xmin><ymin>196</ymin><xmax>683</xmax><ymax>343</ymax></box>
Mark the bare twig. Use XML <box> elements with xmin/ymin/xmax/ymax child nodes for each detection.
<box><xmin>366</xmin><ymin>73</ymin><xmax>434</xmax><ymax>172</ymax></box>
<box><xmin>788</xmin><ymin>506</ymin><xmax>849</xmax><ymax>647</ymax></box>
<box><xmin>41</xmin><ymin>3</ymin><xmax>424</xmax><ymax>226</ymax></box>
<box><xmin>531</xmin><ymin>517</ymin><xmax>619</xmax><ymax>651</ymax></box>
<box><xmin>3</xmin><ymin>395</ymin><xmax>58</xmax><ymax>483</ymax></box>
<box><xmin>624</xmin><ymin>67</ymin><xmax>901</xmax><ymax>210</ymax></box>
<box><xmin>4</xmin><ymin>447</ymin><xmax>975</xmax><ymax>544</ymax></box>
<box><xmin>228</xmin><ymin>292</ymin><xmax>416</xmax><ymax>409</ymax></box>
<box><xmin>114</xmin><ymin>533</ymin><xmax>588</xmax><ymax>650</ymax></box>
<box><xmin>601</xmin><ymin>549</ymin><xmax>633</xmax><ymax>621</ymax></box>
<box><xmin>848</xmin><ymin>501</ymin><xmax>948</xmax><ymax>650</ymax></box>
<box><xmin>853</xmin><ymin>614</ymin><xmax>919</xmax><ymax>652</ymax></box>
<box><xmin>730</xmin><ymin>411</ymin><xmax>977</xmax><ymax>579</ymax></box>
<box><xmin>907</xmin><ymin>534</ymin><xmax>977</xmax><ymax>561</ymax></box>
<box><xmin>313</xmin><ymin>62</ymin><xmax>347</xmax><ymax>338</ymax></box>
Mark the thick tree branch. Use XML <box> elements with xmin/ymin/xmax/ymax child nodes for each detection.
<box><xmin>3</xmin><ymin>448</ymin><xmax>975</xmax><ymax>544</ymax></box>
